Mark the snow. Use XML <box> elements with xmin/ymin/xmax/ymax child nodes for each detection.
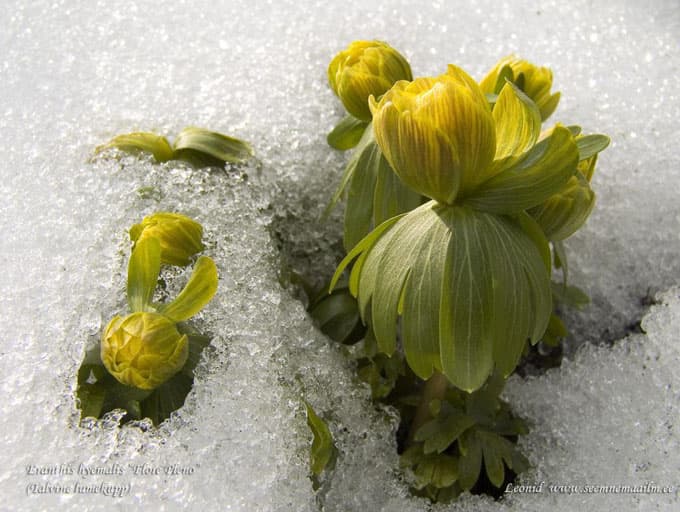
<box><xmin>0</xmin><ymin>0</ymin><xmax>678</xmax><ymax>510</ymax></box>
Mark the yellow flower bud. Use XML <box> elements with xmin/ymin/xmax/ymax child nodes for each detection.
<box><xmin>101</xmin><ymin>312</ymin><xmax>188</xmax><ymax>390</ymax></box>
<box><xmin>129</xmin><ymin>212</ymin><xmax>204</xmax><ymax>266</ymax></box>
<box><xmin>480</xmin><ymin>55</ymin><xmax>561</xmax><ymax>121</ymax></box>
<box><xmin>328</xmin><ymin>40</ymin><xmax>412</xmax><ymax>122</ymax></box>
<box><xmin>369</xmin><ymin>65</ymin><xmax>496</xmax><ymax>205</ymax></box>
<box><xmin>528</xmin><ymin>156</ymin><xmax>597</xmax><ymax>240</ymax></box>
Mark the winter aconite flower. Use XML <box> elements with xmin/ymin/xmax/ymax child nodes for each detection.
<box><xmin>335</xmin><ymin>64</ymin><xmax>583</xmax><ymax>392</ymax></box>
<box><xmin>480</xmin><ymin>55</ymin><xmax>560</xmax><ymax>121</ymax></box>
<box><xmin>101</xmin><ymin>312</ymin><xmax>189</xmax><ymax>390</ymax></box>
<box><xmin>370</xmin><ymin>64</ymin><xmax>577</xmax><ymax>209</ymax></box>
<box><xmin>328</xmin><ymin>40</ymin><xmax>412</xmax><ymax>122</ymax></box>
<box><xmin>130</xmin><ymin>212</ymin><xmax>204</xmax><ymax>267</ymax></box>
<box><xmin>370</xmin><ymin>65</ymin><xmax>497</xmax><ymax>204</ymax></box>
<box><xmin>102</xmin><ymin>235</ymin><xmax>217</xmax><ymax>390</ymax></box>
<box><xmin>529</xmin><ymin>131</ymin><xmax>609</xmax><ymax>240</ymax></box>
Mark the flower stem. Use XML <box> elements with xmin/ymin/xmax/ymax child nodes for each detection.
<box><xmin>408</xmin><ymin>371</ymin><xmax>449</xmax><ymax>445</ymax></box>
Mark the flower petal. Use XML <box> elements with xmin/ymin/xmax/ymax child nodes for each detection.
<box><xmin>492</xmin><ymin>82</ymin><xmax>541</xmax><ymax>162</ymax></box>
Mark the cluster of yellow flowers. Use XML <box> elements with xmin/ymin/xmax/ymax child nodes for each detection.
<box><xmin>320</xmin><ymin>40</ymin><xmax>609</xmax><ymax>500</ymax></box>
<box><xmin>101</xmin><ymin>213</ymin><xmax>217</xmax><ymax>391</ymax></box>
<box><xmin>326</xmin><ymin>41</ymin><xmax>609</xmax><ymax>391</ymax></box>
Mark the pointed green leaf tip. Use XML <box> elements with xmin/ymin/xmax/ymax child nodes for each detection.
<box><xmin>327</xmin><ymin>114</ymin><xmax>369</xmax><ymax>150</ymax></box>
<box><xmin>159</xmin><ymin>256</ymin><xmax>218</xmax><ymax>322</ymax></box>
<box><xmin>304</xmin><ymin>402</ymin><xmax>335</xmax><ymax>477</ymax></box>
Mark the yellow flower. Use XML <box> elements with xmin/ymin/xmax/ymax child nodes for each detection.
<box><xmin>370</xmin><ymin>65</ymin><xmax>497</xmax><ymax>204</ymax></box>
<box><xmin>130</xmin><ymin>212</ymin><xmax>204</xmax><ymax>266</ymax></box>
<box><xmin>528</xmin><ymin>154</ymin><xmax>597</xmax><ymax>240</ymax></box>
<box><xmin>480</xmin><ymin>55</ymin><xmax>560</xmax><ymax>121</ymax></box>
<box><xmin>101</xmin><ymin>312</ymin><xmax>188</xmax><ymax>390</ymax></box>
<box><xmin>328</xmin><ymin>40</ymin><xmax>412</xmax><ymax>122</ymax></box>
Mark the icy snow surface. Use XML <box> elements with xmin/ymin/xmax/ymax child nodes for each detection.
<box><xmin>1</xmin><ymin>0</ymin><xmax>679</xmax><ymax>510</ymax></box>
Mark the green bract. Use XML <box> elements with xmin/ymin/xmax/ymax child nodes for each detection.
<box><xmin>328</xmin><ymin>40</ymin><xmax>412</xmax><ymax>122</ymax></box>
<box><xmin>95</xmin><ymin>126</ymin><xmax>253</xmax><ymax>167</ymax></box>
<box><xmin>304</xmin><ymin>402</ymin><xmax>336</xmax><ymax>478</ymax></box>
<box><xmin>325</xmin><ymin>125</ymin><xmax>422</xmax><ymax>250</ymax></box>
<box><xmin>332</xmin><ymin>201</ymin><xmax>552</xmax><ymax>392</ymax></box>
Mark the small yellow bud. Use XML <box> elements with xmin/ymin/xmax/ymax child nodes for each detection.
<box><xmin>130</xmin><ymin>212</ymin><xmax>204</xmax><ymax>266</ymax></box>
<box><xmin>480</xmin><ymin>55</ymin><xmax>561</xmax><ymax>121</ymax></box>
<box><xmin>370</xmin><ymin>65</ymin><xmax>496</xmax><ymax>204</ymax></box>
<box><xmin>529</xmin><ymin>156</ymin><xmax>598</xmax><ymax>240</ymax></box>
<box><xmin>328</xmin><ymin>40</ymin><xmax>412</xmax><ymax>122</ymax></box>
<box><xmin>101</xmin><ymin>312</ymin><xmax>188</xmax><ymax>390</ymax></box>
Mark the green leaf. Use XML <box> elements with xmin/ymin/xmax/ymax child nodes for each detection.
<box><xmin>542</xmin><ymin>313</ymin><xmax>568</xmax><ymax>346</ymax></box>
<box><xmin>304</xmin><ymin>402</ymin><xmax>335</xmax><ymax>477</ymax></box>
<box><xmin>325</xmin><ymin>123</ymin><xmax>420</xmax><ymax>249</ymax></box>
<box><xmin>356</xmin><ymin>352</ymin><xmax>404</xmax><ymax>399</ymax></box>
<box><xmin>551</xmin><ymin>281</ymin><xmax>590</xmax><ymax>309</ymax></box>
<box><xmin>528</xmin><ymin>172</ymin><xmax>596</xmax><ymax>241</ymax></box>
<box><xmin>414</xmin><ymin>408</ymin><xmax>475</xmax><ymax>454</ymax></box>
<box><xmin>464</xmin><ymin>125</ymin><xmax>579</xmax><ymax>214</ymax></box>
<box><xmin>478</xmin><ymin>430</ymin><xmax>529</xmax><ymax>488</ymax></box>
<box><xmin>480</xmin><ymin>214</ymin><xmax>551</xmax><ymax>375</ymax></box>
<box><xmin>329</xmin><ymin>214</ymin><xmax>403</xmax><ymax>295</ymax></box>
<box><xmin>413</xmin><ymin>454</ymin><xmax>459</xmax><ymax>489</ymax></box>
<box><xmin>95</xmin><ymin>132</ymin><xmax>174</xmax><ymax>162</ymax></box>
<box><xmin>373</xmin><ymin>155</ymin><xmax>423</xmax><ymax>227</ymax></box>
<box><xmin>342</xmin><ymin>204</ymin><xmax>551</xmax><ymax>390</ymax></box>
<box><xmin>327</xmin><ymin>114</ymin><xmax>369</xmax><ymax>150</ymax></box>
<box><xmin>323</xmin><ymin>125</ymin><xmax>375</xmax><ymax>219</ymax></box>
<box><xmin>439</xmin><ymin>208</ymin><xmax>494</xmax><ymax>392</ymax></box>
<box><xmin>159</xmin><ymin>256</ymin><xmax>218</xmax><ymax>322</ymax></box>
<box><xmin>492</xmin><ymin>81</ymin><xmax>541</xmax><ymax>162</ymax></box>
<box><xmin>457</xmin><ymin>430</ymin><xmax>482</xmax><ymax>490</ymax></box>
<box><xmin>464</xmin><ymin>371</ymin><xmax>505</xmax><ymax>422</ymax></box>
<box><xmin>518</xmin><ymin>211</ymin><xmax>551</xmax><ymax>272</ymax></box>
<box><xmin>77</xmin><ymin>364</ymin><xmax>108</xmax><ymax>420</ymax></box>
<box><xmin>400</xmin><ymin>205</ymin><xmax>452</xmax><ymax>379</ymax></box>
<box><xmin>127</xmin><ymin>236</ymin><xmax>162</xmax><ymax>312</ymax></box>
<box><xmin>576</xmin><ymin>134</ymin><xmax>610</xmax><ymax>161</ymax></box>
<box><xmin>309</xmin><ymin>288</ymin><xmax>364</xmax><ymax>344</ymax></box>
<box><xmin>567</xmin><ymin>125</ymin><xmax>582</xmax><ymax>136</ymax></box>
<box><xmin>344</xmin><ymin>138</ymin><xmax>382</xmax><ymax>251</ymax></box>
<box><xmin>552</xmin><ymin>239</ymin><xmax>568</xmax><ymax>283</ymax></box>
<box><xmin>173</xmin><ymin>126</ymin><xmax>253</xmax><ymax>164</ymax></box>
<box><xmin>367</xmin><ymin>203</ymin><xmax>442</xmax><ymax>358</ymax></box>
